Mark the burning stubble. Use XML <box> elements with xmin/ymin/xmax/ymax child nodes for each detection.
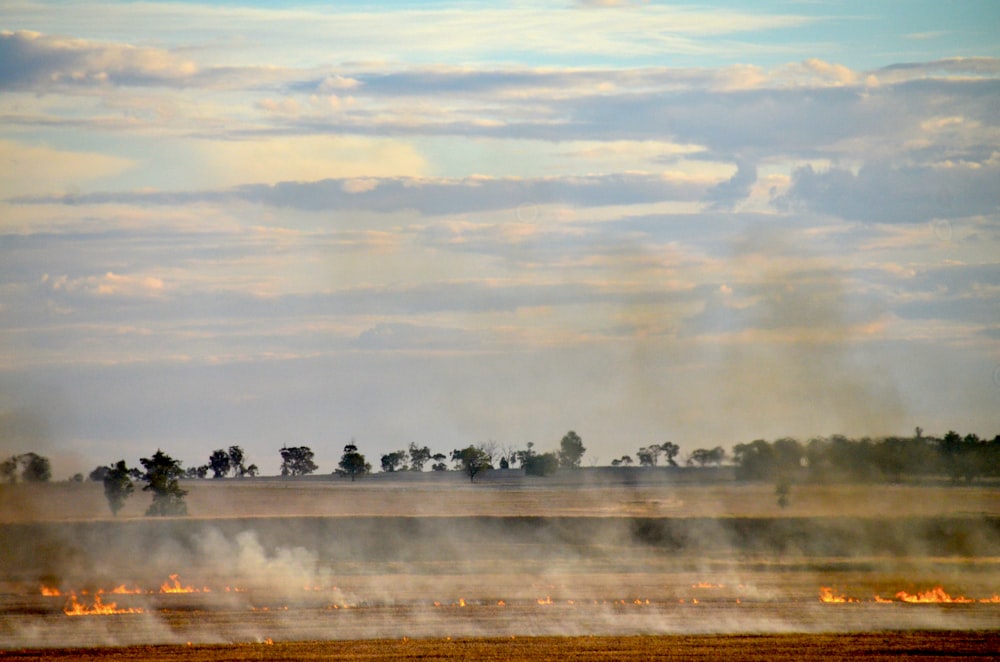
<box><xmin>1</xmin><ymin>479</ymin><xmax>998</xmax><ymax>648</ymax></box>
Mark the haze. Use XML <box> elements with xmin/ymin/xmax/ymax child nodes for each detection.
<box><xmin>1</xmin><ymin>1</ymin><xmax>998</xmax><ymax>476</ymax></box>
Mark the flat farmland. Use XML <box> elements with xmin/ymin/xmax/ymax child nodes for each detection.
<box><xmin>1</xmin><ymin>473</ymin><xmax>998</xmax><ymax>655</ymax></box>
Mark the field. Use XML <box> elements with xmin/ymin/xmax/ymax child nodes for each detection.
<box><xmin>1</xmin><ymin>471</ymin><xmax>998</xmax><ymax>658</ymax></box>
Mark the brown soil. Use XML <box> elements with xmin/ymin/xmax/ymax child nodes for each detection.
<box><xmin>3</xmin><ymin>632</ymin><xmax>999</xmax><ymax>661</ymax></box>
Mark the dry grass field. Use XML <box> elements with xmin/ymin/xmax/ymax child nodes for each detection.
<box><xmin>1</xmin><ymin>472</ymin><xmax>998</xmax><ymax>656</ymax></box>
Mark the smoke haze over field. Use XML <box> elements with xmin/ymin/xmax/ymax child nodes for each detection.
<box><xmin>1</xmin><ymin>479</ymin><xmax>999</xmax><ymax>647</ymax></box>
<box><xmin>1</xmin><ymin>2</ymin><xmax>999</xmax><ymax>474</ymax></box>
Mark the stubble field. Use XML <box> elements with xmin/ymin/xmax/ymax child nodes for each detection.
<box><xmin>1</xmin><ymin>471</ymin><xmax>998</xmax><ymax>658</ymax></box>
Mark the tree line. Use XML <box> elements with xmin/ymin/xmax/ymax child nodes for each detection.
<box><xmin>727</xmin><ymin>429</ymin><xmax>1000</xmax><ymax>484</ymax></box>
<box><xmin>7</xmin><ymin>426</ymin><xmax>996</xmax><ymax>518</ymax></box>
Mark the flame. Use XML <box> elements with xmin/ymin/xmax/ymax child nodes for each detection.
<box><xmin>497</xmin><ymin>600</ymin><xmax>506</xmax><ymax>607</ymax></box>
<box><xmin>692</xmin><ymin>582</ymin><xmax>724</xmax><ymax>589</ymax></box>
<box><xmin>537</xmin><ymin>596</ymin><xmax>553</xmax><ymax>605</ymax></box>
<box><xmin>895</xmin><ymin>587</ymin><xmax>974</xmax><ymax>604</ymax></box>
<box><xmin>111</xmin><ymin>584</ymin><xmax>145</xmax><ymax>595</ymax></box>
<box><xmin>819</xmin><ymin>587</ymin><xmax>856</xmax><ymax>603</ymax></box>
<box><xmin>160</xmin><ymin>574</ymin><xmax>200</xmax><ymax>593</ymax></box>
<box><xmin>63</xmin><ymin>592</ymin><xmax>143</xmax><ymax>616</ymax></box>
<box><xmin>40</xmin><ymin>585</ymin><xmax>61</xmax><ymax>597</ymax></box>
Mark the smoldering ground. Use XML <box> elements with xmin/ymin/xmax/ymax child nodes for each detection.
<box><xmin>1</xmin><ymin>477</ymin><xmax>998</xmax><ymax>647</ymax></box>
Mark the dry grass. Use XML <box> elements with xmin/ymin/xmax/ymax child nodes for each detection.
<box><xmin>2</xmin><ymin>476</ymin><xmax>998</xmax><ymax>523</ymax></box>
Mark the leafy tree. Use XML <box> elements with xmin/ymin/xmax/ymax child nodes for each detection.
<box><xmin>430</xmin><ymin>453</ymin><xmax>448</xmax><ymax>471</ymax></box>
<box><xmin>660</xmin><ymin>442</ymin><xmax>680</xmax><ymax>467</ymax></box>
<box><xmin>102</xmin><ymin>460</ymin><xmax>134</xmax><ymax>516</ymax></box>
<box><xmin>140</xmin><ymin>450</ymin><xmax>188</xmax><ymax>516</ymax></box>
<box><xmin>611</xmin><ymin>455</ymin><xmax>633</xmax><ymax>467</ymax></box>
<box><xmin>732</xmin><ymin>439</ymin><xmax>775</xmax><ymax>480</ymax></box>
<box><xmin>184</xmin><ymin>465</ymin><xmax>209</xmax><ymax>479</ymax></box>
<box><xmin>637</xmin><ymin>445</ymin><xmax>661</xmax><ymax>466</ymax></box>
<box><xmin>452</xmin><ymin>445</ymin><xmax>492</xmax><ymax>483</ymax></box>
<box><xmin>338</xmin><ymin>443</ymin><xmax>370</xmax><ymax>481</ymax></box>
<box><xmin>407</xmin><ymin>443</ymin><xmax>432</xmax><ymax>472</ymax></box>
<box><xmin>688</xmin><ymin>446</ymin><xmax>725</xmax><ymax>467</ymax></box>
<box><xmin>380</xmin><ymin>450</ymin><xmax>406</xmax><ymax>473</ymax></box>
<box><xmin>524</xmin><ymin>452</ymin><xmax>559</xmax><ymax>476</ymax></box>
<box><xmin>280</xmin><ymin>445</ymin><xmax>318</xmax><ymax>477</ymax></box>
<box><xmin>71</xmin><ymin>473</ymin><xmax>84</xmax><ymax>482</ymax></box>
<box><xmin>0</xmin><ymin>456</ymin><xmax>17</xmax><ymax>484</ymax></box>
<box><xmin>244</xmin><ymin>463</ymin><xmax>259</xmax><ymax>477</ymax></box>
<box><xmin>558</xmin><ymin>431</ymin><xmax>586</xmax><ymax>468</ymax></box>
<box><xmin>89</xmin><ymin>465</ymin><xmax>110</xmax><ymax>482</ymax></box>
<box><xmin>208</xmin><ymin>449</ymin><xmax>232</xmax><ymax>478</ymax></box>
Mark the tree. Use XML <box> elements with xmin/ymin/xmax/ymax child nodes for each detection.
<box><xmin>139</xmin><ymin>450</ymin><xmax>188</xmax><ymax>516</ymax></box>
<box><xmin>611</xmin><ymin>455</ymin><xmax>633</xmax><ymax>467</ymax></box>
<box><xmin>430</xmin><ymin>453</ymin><xmax>448</xmax><ymax>471</ymax></box>
<box><xmin>637</xmin><ymin>445</ymin><xmax>661</xmax><ymax>466</ymax></box>
<box><xmin>452</xmin><ymin>445</ymin><xmax>492</xmax><ymax>483</ymax></box>
<box><xmin>558</xmin><ymin>431</ymin><xmax>586</xmax><ymax>469</ymax></box>
<box><xmin>524</xmin><ymin>452</ymin><xmax>559</xmax><ymax>476</ymax></box>
<box><xmin>227</xmin><ymin>446</ymin><xmax>245</xmax><ymax>476</ymax></box>
<box><xmin>338</xmin><ymin>443</ymin><xmax>370</xmax><ymax>481</ymax></box>
<box><xmin>407</xmin><ymin>443</ymin><xmax>432</xmax><ymax>472</ymax></box>
<box><xmin>688</xmin><ymin>446</ymin><xmax>725</xmax><ymax>467</ymax></box>
<box><xmin>184</xmin><ymin>465</ymin><xmax>209</xmax><ymax>479</ymax></box>
<box><xmin>208</xmin><ymin>449</ymin><xmax>232</xmax><ymax>479</ymax></box>
<box><xmin>102</xmin><ymin>460</ymin><xmax>134</xmax><ymax>516</ymax></box>
<box><xmin>380</xmin><ymin>450</ymin><xmax>406</xmax><ymax>473</ymax></box>
<box><xmin>89</xmin><ymin>465</ymin><xmax>110</xmax><ymax>482</ymax></box>
<box><xmin>0</xmin><ymin>456</ymin><xmax>17</xmax><ymax>484</ymax></box>
<box><xmin>659</xmin><ymin>442</ymin><xmax>680</xmax><ymax>467</ymax></box>
<box><xmin>280</xmin><ymin>446</ymin><xmax>318</xmax><ymax>477</ymax></box>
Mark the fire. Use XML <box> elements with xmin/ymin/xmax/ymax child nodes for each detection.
<box><xmin>40</xmin><ymin>585</ymin><xmax>61</xmax><ymax>596</ymax></box>
<box><xmin>160</xmin><ymin>574</ymin><xmax>204</xmax><ymax>594</ymax></box>
<box><xmin>111</xmin><ymin>584</ymin><xmax>145</xmax><ymax>594</ymax></box>
<box><xmin>895</xmin><ymin>587</ymin><xmax>974</xmax><ymax>604</ymax></box>
<box><xmin>692</xmin><ymin>582</ymin><xmax>724</xmax><ymax>589</ymax></box>
<box><xmin>819</xmin><ymin>587</ymin><xmax>856</xmax><ymax>603</ymax></box>
<box><xmin>537</xmin><ymin>596</ymin><xmax>553</xmax><ymax>605</ymax></box>
<box><xmin>63</xmin><ymin>592</ymin><xmax>143</xmax><ymax>616</ymax></box>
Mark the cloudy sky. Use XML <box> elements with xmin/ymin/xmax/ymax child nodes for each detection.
<box><xmin>2</xmin><ymin>1</ymin><xmax>998</xmax><ymax>477</ymax></box>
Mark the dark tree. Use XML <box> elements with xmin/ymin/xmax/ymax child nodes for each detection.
<box><xmin>380</xmin><ymin>450</ymin><xmax>406</xmax><ymax>473</ymax></box>
<box><xmin>15</xmin><ymin>452</ymin><xmax>51</xmax><ymax>482</ymax></box>
<box><xmin>338</xmin><ymin>443</ymin><xmax>370</xmax><ymax>481</ymax></box>
<box><xmin>688</xmin><ymin>446</ymin><xmax>725</xmax><ymax>467</ymax></box>
<box><xmin>1</xmin><ymin>456</ymin><xmax>19</xmax><ymax>483</ymax></box>
<box><xmin>280</xmin><ymin>446</ymin><xmax>318</xmax><ymax>477</ymax></box>
<box><xmin>208</xmin><ymin>449</ymin><xmax>232</xmax><ymax>478</ymax></box>
<box><xmin>637</xmin><ymin>445</ymin><xmax>661</xmax><ymax>466</ymax></box>
<box><xmin>407</xmin><ymin>443</ymin><xmax>432</xmax><ymax>472</ymax></box>
<box><xmin>452</xmin><ymin>445</ymin><xmax>492</xmax><ymax>483</ymax></box>
<box><xmin>611</xmin><ymin>455</ymin><xmax>634</xmax><ymax>466</ymax></box>
<box><xmin>102</xmin><ymin>460</ymin><xmax>134</xmax><ymax>516</ymax></box>
<box><xmin>524</xmin><ymin>452</ymin><xmax>559</xmax><ymax>476</ymax></box>
<box><xmin>659</xmin><ymin>442</ymin><xmax>680</xmax><ymax>467</ymax></box>
<box><xmin>430</xmin><ymin>453</ymin><xmax>448</xmax><ymax>471</ymax></box>
<box><xmin>88</xmin><ymin>465</ymin><xmax>110</xmax><ymax>482</ymax></box>
<box><xmin>139</xmin><ymin>450</ymin><xmax>188</xmax><ymax>516</ymax></box>
<box><xmin>558</xmin><ymin>431</ymin><xmax>586</xmax><ymax>469</ymax></box>
<box><xmin>184</xmin><ymin>465</ymin><xmax>209</xmax><ymax>479</ymax></box>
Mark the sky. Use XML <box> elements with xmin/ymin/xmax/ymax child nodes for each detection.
<box><xmin>1</xmin><ymin>1</ymin><xmax>998</xmax><ymax>477</ymax></box>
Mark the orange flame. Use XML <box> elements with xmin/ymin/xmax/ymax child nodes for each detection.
<box><xmin>537</xmin><ymin>596</ymin><xmax>553</xmax><ymax>605</ymax></box>
<box><xmin>40</xmin><ymin>585</ymin><xmax>61</xmax><ymax>597</ymax></box>
<box><xmin>160</xmin><ymin>574</ymin><xmax>199</xmax><ymax>593</ymax></box>
<box><xmin>692</xmin><ymin>582</ymin><xmax>724</xmax><ymax>589</ymax></box>
<box><xmin>895</xmin><ymin>587</ymin><xmax>974</xmax><ymax>603</ymax></box>
<box><xmin>63</xmin><ymin>592</ymin><xmax>143</xmax><ymax>616</ymax></box>
<box><xmin>819</xmin><ymin>587</ymin><xmax>856</xmax><ymax>603</ymax></box>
